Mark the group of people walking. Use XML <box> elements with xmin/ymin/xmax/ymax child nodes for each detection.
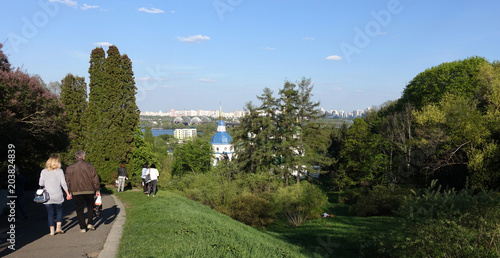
<box><xmin>141</xmin><ymin>163</ymin><xmax>159</xmax><ymax>197</ymax></box>
<box><xmin>39</xmin><ymin>150</ymin><xmax>100</xmax><ymax>235</ymax></box>
<box><xmin>38</xmin><ymin>151</ymin><xmax>160</xmax><ymax>236</ymax></box>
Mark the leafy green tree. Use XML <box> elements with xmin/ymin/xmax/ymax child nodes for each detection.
<box><xmin>413</xmin><ymin>93</ymin><xmax>495</xmax><ymax>189</ymax></box>
<box><xmin>324</xmin><ymin>122</ymin><xmax>349</xmax><ymax>189</ymax></box>
<box><xmin>144</xmin><ymin>126</ymin><xmax>154</xmax><ymax>145</ymax></box>
<box><xmin>131</xmin><ymin>127</ymin><xmax>158</xmax><ymax>186</ymax></box>
<box><xmin>87</xmin><ymin>46</ymin><xmax>139</xmax><ymax>183</ymax></box>
<box><xmin>401</xmin><ymin>56</ymin><xmax>489</xmax><ymax>109</ymax></box>
<box><xmin>378</xmin><ymin>102</ymin><xmax>415</xmax><ymax>183</ymax></box>
<box><xmin>59</xmin><ymin>73</ymin><xmax>88</xmax><ymax>165</ymax></box>
<box><xmin>172</xmin><ymin>138</ymin><xmax>213</xmax><ymax>176</ymax></box>
<box><xmin>339</xmin><ymin>118</ymin><xmax>388</xmax><ymax>187</ymax></box>
<box><xmin>0</xmin><ymin>43</ymin><xmax>11</xmax><ymax>72</ymax></box>
<box><xmin>0</xmin><ymin>45</ymin><xmax>67</xmax><ymax>185</ymax></box>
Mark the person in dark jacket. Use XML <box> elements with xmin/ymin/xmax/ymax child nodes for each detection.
<box><xmin>65</xmin><ymin>150</ymin><xmax>100</xmax><ymax>233</ymax></box>
<box><xmin>117</xmin><ymin>163</ymin><xmax>128</xmax><ymax>192</ymax></box>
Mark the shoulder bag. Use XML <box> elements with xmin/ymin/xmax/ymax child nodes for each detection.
<box><xmin>33</xmin><ymin>188</ymin><xmax>50</xmax><ymax>203</ymax></box>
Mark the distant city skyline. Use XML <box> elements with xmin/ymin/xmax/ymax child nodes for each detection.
<box><xmin>141</xmin><ymin>106</ymin><xmax>371</xmax><ymax>119</ymax></box>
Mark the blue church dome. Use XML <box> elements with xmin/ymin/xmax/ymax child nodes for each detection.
<box><xmin>211</xmin><ymin>132</ymin><xmax>232</xmax><ymax>144</ymax></box>
<box><xmin>217</xmin><ymin>120</ymin><xmax>226</xmax><ymax>126</ymax></box>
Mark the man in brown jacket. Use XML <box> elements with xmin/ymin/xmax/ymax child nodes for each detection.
<box><xmin>65</xmin><ymin>150</ymin><xmax>101</xmax><ymax>232</ymax></box>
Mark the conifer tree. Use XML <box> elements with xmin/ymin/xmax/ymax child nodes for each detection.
<box><xmin>87</xmin><ymin>46</ymin><xmax>139</xmax><ymax>183</ymax></box>
<box><xmin>234</xmin><ymin>78</ymin><xmax>329</xmax><ymax>185</ymax></box>
<box><xmin>60</xmin><ymin>74</ymin><xmax>88</xmax><ymax>164</ymax></box>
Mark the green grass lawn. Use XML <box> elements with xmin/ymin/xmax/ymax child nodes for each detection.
<box><xmin>115</xmin><ymin>188</ymin><xmax>400</xmax><ymax>257</ymax></box>
<box><xmin>265</xmin><ymin>190</ymin><xmax>401</xmax><ymax>257</ymax></box>
<box><xmin>266</xmin><ymin>204</ymin><xmax>400</xmax><ymax>257</ymax></box>
<box><xmin>116</xmin><ymin>189</ymin><xmax>312</xmax><ymax>257</ymax></box>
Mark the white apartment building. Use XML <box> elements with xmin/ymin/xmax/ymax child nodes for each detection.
<box><xmin>174</xmin><ymin>128</ymin><xmax>197</xmax><ymax>140</ymax></box>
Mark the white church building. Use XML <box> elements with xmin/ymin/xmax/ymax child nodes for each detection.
<box><xmin>210</xmin><ymin>116</ymin><xmax>234</xmax><ymax>166</ymax></box>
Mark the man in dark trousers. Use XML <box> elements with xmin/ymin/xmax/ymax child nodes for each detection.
<box><xmin>65</xmin><ymin>150</ymin><xmax>101</xmax><ymax>232</ymax></box>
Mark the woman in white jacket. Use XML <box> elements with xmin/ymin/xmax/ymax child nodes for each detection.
<box><xmin>39</xmin><ymin>157</ymin><xmax>72</xmax><ymax>235</ymax></box>
<box><xmin>147</xmin><ymin>164</ymin><xmax>159</xmax><ymax>197</ymax></box>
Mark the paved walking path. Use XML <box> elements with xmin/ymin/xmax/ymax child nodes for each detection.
<box><xmin>0</xmin><ymin>191</ymin><xmax>125</xmax><ymax>258</ymax></box>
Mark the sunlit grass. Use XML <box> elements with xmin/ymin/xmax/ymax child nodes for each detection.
<box><xmin>114</xmin><ymin>187</ymin><xmax>400</xmax><ymax>257</ymax></box>
<box><xmin>116</xmin><ymin>189</ymin><xmax>313</xmax><ymax>257</ymax></box>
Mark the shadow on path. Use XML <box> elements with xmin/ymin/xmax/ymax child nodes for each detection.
<box><xmin>0</xmin><ymin>192</ymin><xmax>117</xmax><ymax>257</ymax></box>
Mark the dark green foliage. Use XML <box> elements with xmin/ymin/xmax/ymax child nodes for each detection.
<box><xmin>87</xmin><ymin>46</ymin><xmax>139</xmax><ymax>183</ymax></box>
<box><xmin>339</xmin><ymin>118</ymin><xmax>388</xmax><ymax>187</ymax></box>
<box><xmin>233</xmin><ymin>78</ymin><xmax>330</xmax><ymax>185</ymax></box>
<box><xmin>233</xmin><ymin>94</ymin><xmax>278</xmax><ymax>175</ymax></box>
<box><xmin>171</xmin><ymin>138</ymin><xmax>213</xmax><ymax>176</ymax></box>
<box><xmin>130</xmin><ymin>127</ymin><xmax>158</xmax><ymax>186</ymax></box>
<box><xmin>59</xmin><ymin>73</ymin><xmax>88</xmax><ymax>165</ymax></box>
<box><xmin>0</xmin><ymin>49</ymin><xmax>67</xmax><ymax>186</ymax></box>
<box><xmin>362</xmin><ymin>182</ymin><xmax>500</xmax><ymax>257</ymax></box>
<box><xmin>338</xmin><ymin>187</ymin><xmax>369</xmax><ymax>205</ymax></box>
<box><xmin>351</xmin><ymin>184</ymin><xmax>412</xmax><ymax>217</ymax></box>
<box><xmin>0</xmin><ymin>43</ymin><xmax>11</xmax><ymax>72</ymax></box>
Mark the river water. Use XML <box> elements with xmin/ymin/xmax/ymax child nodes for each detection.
<box><xmin>148</xmin><ymin>129</ymin><xmax>175</xmax><ymax>137</ymax></box>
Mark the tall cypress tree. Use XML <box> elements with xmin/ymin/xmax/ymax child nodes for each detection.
<box><xmin>119</xmin><ymin>54</ymin><xmax>140</xmax><ymax>171</ymax></box>
<box><xmin>60</xmin><ymin>73</ymin><xmax>88</xmax><ymax>165</ymax></box>
<box><xmin>87</xmin><ymin>46</ymin><xmax>139</xmax><ymax>183</ymax></box>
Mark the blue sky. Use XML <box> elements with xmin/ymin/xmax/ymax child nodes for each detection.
<box><xmin>2</xmin><ymin>1</ymin><xmax>500</xmax><ymax>113</ymax></box>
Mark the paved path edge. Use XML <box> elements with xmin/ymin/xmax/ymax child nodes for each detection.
<box><xmin>98</xmin><ymin>194</ymin><xmax>126</xmax><ymax>258</ymax></box>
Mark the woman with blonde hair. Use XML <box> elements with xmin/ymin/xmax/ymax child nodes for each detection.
<box><xmin>39</xmin><ymin>157</ymin><xmax>72</xmax><ymax>235</ymax></box>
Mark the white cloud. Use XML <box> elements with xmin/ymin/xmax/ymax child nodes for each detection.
<box><xmin>326</xmin><ymin>55</ymin><xmax>343</xmax><ymax>61</ymax></box>
<box><xmin>260</xmin><ymin>47</ymin><xmax>276</xmax><ymax>51</ymax></box>
<box><xmin>138</xmin><ymin>7</ymin><xmax>165</xmax><ymax>14</ymax></box>
<box><xmin>196</xmin><ymin>78</ymin><xmax>216</xmax><ymax>83</ymax></box>
<box><xmin>94</xmin><ymin>42</ymin><xmax>113</xmax><ymax>47</ymax></box>
<box><xmin>177</xmin><ymin>35</ymin><xmax>211</xmax><ymax>43</ymax></box>
<box><xmin>81</xmin><ymin>4</ymin><xmax>98</xmax><ymax>10</ymax></box>
<box><xmin>136</xmin><ymin>77</ymin><xmax>168</xmax><ymax>82</ymax></box>
<box><xmin>303</xmin><ymin>37</ymin><xmax>315</xmax><ymax>41</ymax></box>
<box><xmin>49</xmin><ymin>0</ymin><xmax>77</xmax><ymax>7</ymax></box>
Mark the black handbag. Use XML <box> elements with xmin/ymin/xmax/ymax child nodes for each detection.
<box><xmin>33</xmin><ymin>188</ymin><xmax>50</xmax><ymax>203</ymax></box>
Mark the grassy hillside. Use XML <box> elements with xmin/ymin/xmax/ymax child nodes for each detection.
<box><xmin>117</xmin><ymin>190</ymin><xmax>314</xmax><ymax>257</ymax></box>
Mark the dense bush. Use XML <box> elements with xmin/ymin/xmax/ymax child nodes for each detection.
<box><xmin>271</xmin><ymin>181</ymin><xmax>328</xmax><ymax>226</ymax></box>
<box><xmin>168</xmin><ymin>172</ymin><xmax>235</xmax><ymax>208</ymax></box>
<box><xmin>362</xmin><ymin>182</ymin><xmax>500</xmax><ymax>257</ymax></box>
<box><xmin>351</xmin><ymin>184</ymin><xmax>412</xmax><ymax>217</ymax></box>
<box><xmin>224</xmin><ymin>191</ymin><xmax>275</xmax><ymax>227</ymax></box>
<box><xmin>169</xmin><ymin>171</ymin><xmax>329</xmax><ymax>228</ymax></box>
